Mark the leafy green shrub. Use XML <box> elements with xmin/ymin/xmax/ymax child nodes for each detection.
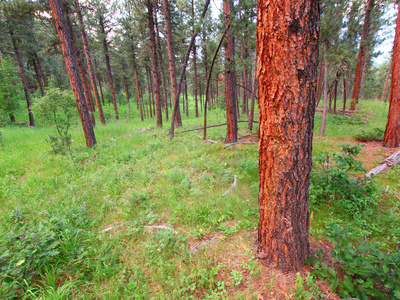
<box><xmin>310</xmin><ymin>144</ymin><xmax>378</xmax><ymax>212</ymax></box>
<box><xmin>355</xmin><ymin>127</ymin><xmax>384</xmax><ymax>142</ymax></box>
<box><xmin>330</xmin><ymin>114</ymin><xmax>365</xmax><ymax>126</ymax></box>
<box><xmin>306</xmin><ymin>224</ymin><xmax>400</xmax><ymax>299</ymax></box>
<box><xmin>292</xmin><ymin>272</ymin><xmax>326</xmax><ymax>300</ymax></box>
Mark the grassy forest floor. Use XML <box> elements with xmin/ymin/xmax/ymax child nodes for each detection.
<box><xmin>0</xmin><ymin>98</ymin><xmax>399</xmax><ymax>299</ymax></box>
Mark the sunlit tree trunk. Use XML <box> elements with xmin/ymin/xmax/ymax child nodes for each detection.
<box><xmin>383</xmin><ymin>4</ymin><xmax>400</xmax><ymax>148</ymax></box>
<box><xmin>49</xmin><ymin>0</ymin><xmax>96</xmax><ymax>147</ymax></box>
<box><xmin>257</xmin><ymin>0</ymin><xmax>319</xmax><ymax>270</ymax></box>
<box><xmin>248</xmin><ymin>54</ymin><xmax>257</xmax><ymax>132</ymax></box>
<box><xmin>381</xmin><ymin>59</ymin><xmax>392</xmax><ymax>102</ymax></box>
<box><xmin>320</xmin><ymin>43</ymin><xmax>328</xmax><ymax>137</ymax></box>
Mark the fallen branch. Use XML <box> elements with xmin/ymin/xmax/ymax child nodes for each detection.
<box><xmin>222</xmin><ymin>175</ymin><xmax>237</xmax><ymax>196</ymax></box>
<box><xmin>189</xmin><ymin>234</ymin><xmax>223</xmax><ymax>253</ymax></box>
<box><xmin>176</xmin><ymin>121</ymin><xmax>258</xmax><ymax>135</ymax></box>
<box><xmin>100</xmin><ymin>222</ymin><xmax>125</xmax><ymax>233</ymax></box>
<box><xmin>145</xmin><ymin>225</ymin><xmax>178</xmax><ymax>235</ymax></box>
<box><xmin>223</xmin><ymin>142</ymin><xmax>257</xmax><ymax>148</ymax></box>
<box><xmin>135</xmin><ymin>126</ymin><xmax>155</xmax><ymax>133</ymax></box>
<box><xmin>366</xmin><ymin>150</ymin><xmax>400</xmax><ymax>178</ymax></box>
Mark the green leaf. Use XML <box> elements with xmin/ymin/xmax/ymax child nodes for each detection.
<box><xmin>15</xmin><ymin>259</ymin><xmax>25</xmax><ymax>266</ymax></box>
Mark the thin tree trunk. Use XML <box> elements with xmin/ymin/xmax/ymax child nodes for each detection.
<box><xmin>100</xmin><ymin>16</ymin><xmax>119</xmax><ymax>120</ymax></box>
<box><xmin>241</xmin><ymin>40</ymin><xmax>248</xmax><ymax>115</ymax></box>
<box><xmin>224</xmin><ymin>0</ymin><xmax>237</xmax><ymax>143</ymax></box>
<box><xmin>145</xmin><ymin>67</ymin><xmax>153</xmax><ymax>118</ymax></box>
<box><xmin>351</xmin><ymin>0</ymin><xmax>374</xmax><ymax>110</ymax></box>
<box><xmin>343</xmin><ymin>77</ymin><xmax>347</xmax><ymax>112</ymax></box>
<box><xmin>169</xmin><ymin>0</ymin><xmax>211</xmax><ymax>138</ymax></box>
<box><xmin>185</xmin><ymin>77</ymin><xmax>189</xmax><ymax>117</ymax></box>
<box><xmin>383</xmin><ymin>4</ymin><xmax>400</xmax><ymax>148</ymax></box>
<box><xmin>257</xmin><ymin>0</ymin><xmax>319</xmax><ymax>270</ymax></box>
<box><xmin>64</xmin><ymin>8</ymin><xmax>95</xmax><ymax>127</ymax></box>
<box><xmin>34</xmin><ymin>53</ymin><xmax>47</xmax><ymax>87</ymax></box>
<box><xmin>76</xmin><ymin>0</ymin><xmax>105</xmax><ymax>125</ymax></box>
<box><xmin>382</xmin><ymin>59</ymin><xmax>392</xmax><ymax>102</ymax></box>
<box><xmin>49</xmin><ymin>0</ymin><xmax>96</xmax><ymax>147</ymax></box>
<box><xmin>133</xmin><ymin>60</ymin><xmax>143</xmax><ymax>121</ymax></box>
<box><xmin>10</xmin><ymin>31</ymin><xmax>34</xmax><ymax>126</ymax></box>
<box><xmin>32</xmin><ymin>57</ymin><xmax>44</xmax><ymax>96</ymax></box>
<box><xmin>147</xmin><ymin>0</ymin><xmax>162</xmax><ymax>126</ymax></box>
<box><xmin>315</xmin><ymin>59</ymin><xmax>324</xmax><ymax>107</ymax></box>
<box><xmin>334</xmin><ymin>78</ymin><xmax>338</xmax><ymax>113</ymax></box>
<box><xmin>192</xmin><ymin>0</ymin><xmax>199</xmax><ymax>118</ymax></box>
<box><xmin>155</xmin><ymin>20</ymin><xmax>169</xmax><ymax>121</ymax></box>
<box><xmin>320</xmin><ymin>43</ymin><xmax>328</xmax><ymax>137</ymax></box>
<box><xmin>248</xmin><ymin>54</ymin><xmax>257</xmax><ymax>132</ymax></box>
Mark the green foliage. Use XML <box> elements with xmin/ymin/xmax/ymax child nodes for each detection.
<box><xmin>292</xmin><ymin>272</ymin><xmax>326</xmax><ymax>300</ymax></box>
<box><xmin>33</xmin><ymin>88</ymin><xmax>76</xmax><ymax>160</ymax></box>
<box><xmin>0</xmin><ymin>57</ymin><xmax>22</xmax><ymax>120</ymax></box>
<box><xmin>307</xmin><ymin>224</ymin><xmax>400</xmax><ymax>299</ymax></box>
<box><xmin>330</xmin><ymin>114</ymin><xmax>365</xmax><ymax>126</ymax></box>
<box><xmin>310</xmin><ymin>143</ymin><xmax>378</xmax><ymax>212</ymax></box>
<box><xmin>355</xmin><ymin>127</ymin><xmax>384</xmax><ymax>142</ymax></box>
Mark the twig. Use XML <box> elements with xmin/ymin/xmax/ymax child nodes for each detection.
<box><xmin>189</xmin><ymin>234</ymin><xmax>223</xmax><ymax>253</ymax></box>
<box><xmin>222</xmin><ymin>175</ymin><xmax>237</xmax><ymax>196</ymax></box>
<box><xmin>206</xmin><ymin>139</ymin><xmax>218</xmax><ymax>144</ymax></box>
<box><xmin>100</xmin><ymin>222</ymin><xmax>125</xmax><ymax>233</ymax></box>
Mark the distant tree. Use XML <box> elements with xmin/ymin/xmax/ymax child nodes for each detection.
<box><xmin>257</xmin><ymin>0</ymin><xmax>319</xmax><ymax>270</ymax></box>
<box><xmin>383</xmin><ymin>4</ymin><xmax>400</xmax><ymax>148</ymax></box>
<box><xmin>0</xmin><ymin>56</ymin><xmax>21</xmax><ymax>123</ymax></box>
<box><xmin>223</xmin><ymin>0</ymin><xmax>237</xmax><ymax>143</ymax></box>
<box><xmin>49</xmin><ymin>0</ymin><xmax>96</xmax><ymax>148</ymax></box>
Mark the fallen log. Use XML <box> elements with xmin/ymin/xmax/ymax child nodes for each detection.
<box><xmin>366</xmin><ymin>150</ymin><xmax>400</xmax><ymax>178</ymax></box>
<box><xmin>222</xmin><ymin>175</ymin><xmax>237</xmax><ymax>196</ymax></box>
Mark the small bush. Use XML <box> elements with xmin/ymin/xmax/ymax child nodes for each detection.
<box><xmin>330</xmin><ymin>114</ymin><xmax>365</xmax><ymax>126</ymax></box>
<box><xmin>355</xmin><ymin>127</ymin><xmax>384</xmax><ymax>142</ymax></box>
<box><xmin>307</xmin><ymin>224</ymin><xmax>400</xmax><ymax>299</ymax></box>
<box><xmin>310</xmin><ymin>143</ymin><xmax>378</xmax><ymax>212</ymax></box>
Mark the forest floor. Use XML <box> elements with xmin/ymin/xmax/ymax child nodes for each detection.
<box><xmin>0</xmin><ymin>99</ymin><xmax>399</xmax><ymax>299</ymax></box>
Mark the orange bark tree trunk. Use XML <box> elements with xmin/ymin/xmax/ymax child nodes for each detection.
<box><xmin>350</xmin><ymin>0</ymin><xmax>374</xmax><ymax>110</ymax></box>
<box><xmin>76</xmin><ymin>0</ymin><xmax>106</xmax><ymax>125</ymax></box>
<box><xmin>147</xmin><ymin>0</ymin><xmax>162</xmax><ymax>127</ymax></box>
<box><xmin>257</xmin><ymin>0</ymin><xmax>319</xmax><ymax>270</ymax></box>
<box><xmin>381</xmin><ymin>59</ymin><xmax>392</xmax><ymax>102</ymax></box>
<box><xmin>383</xmin><ymin>4</ymin><xmax>400</xmax><ymax>148</ymax></box>
<box><xmin>224</xmin><ymin>0</ymin><xmax>237</xmax><ymax>143</ymax></box>
<box><xmin>49</xmin><ymin>0</ymin><xmax>96</xmax><ymax>147</ymax></box>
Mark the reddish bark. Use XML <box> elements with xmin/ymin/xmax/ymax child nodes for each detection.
<box><xmin>10</xmin><ymin>30</ymin><xmax>34</xmax><ymax>126</ymax></box>
<box><xmin>257</xmin><ymin>0</ymin><xmax>319</xmax><ymax>270</ymax></box>
<box><xmin>315</xmin><ymin>59</ymin><xmax>324</xmax><ymax>107</ymax></box>
<box><xmin>351</xmin><ymin>0</ymin><xmax>374</xmax><ymax>110</ymax></box>
<box><xmin>76</xmin><ymin>0</ymin><xmax>105</xmax><ymax>125</ymax></box>
<box><xmin>147</xmin><ymin>0</ymin><xmax>162</xmax><ymax>126</ymax></box>
<box><xmin>133</xmin><ymin>59</ymin><xmax>143</xmax><ymax>121</ymax></box>
<box><xmin>155</xmin><ymin>16</ymin><xmax>169</xmax><ymax>121</ymax></box>
<box><xmin>383</xmin><ymin>4</ymin><xmax>400</xmax><ymax>148</ymax></box>
<box><xmin>162</xmin><ymin>0</ymin><xmax>182</xmax><ymax>127</ymax></box>
<box><xmin>99</xmin><ymin>15</ymin><xmax>119</xmax><ymax>120</ymax></box>
<box><xmin>49</xmin><ymin>0</ymin><xmax>96</xmax><ymax>147</ymax></box>
<box><xmin>146</xmin><ymin>67</ymin><xmax>153</xmax><ymax>118</ymax></box>
<box><xmin>224</xmin><ymin>0</ymin><xmax>237</xmax><ymax>143</ymax></box>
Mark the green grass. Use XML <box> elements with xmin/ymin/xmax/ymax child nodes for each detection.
<box><xmin>0</xmin><ymin>97</ymin><xmax>398</xmax><ymax>299</ymax></box>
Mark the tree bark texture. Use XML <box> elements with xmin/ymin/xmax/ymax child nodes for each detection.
<box><xmin>10</xmin><ymin>31</ymin><xmax>34</xmax><ymax>126</ymax></box>
<box><xmin>99</xmin><ymin>16</ymin><xmax>119</xmax><ymax>120</ymax></box>
<box><xmin>350</xmin><ymin>0</ymin><xmax>374</xmax><ymax>110</ymax></box>
<box><xmin>147</xmin><ymin>0</ymin><xmax>162</xmax><ymax>126</ymax></box>
<box><xmin>257</xmin><ymin>0</ymin><xmax>319</xmax><ymax>270</ymax></box>
<box><xmin>224</xmin><ymin>0</ymin><xmax>237</xmax><ymax>143</ymax></box>
<box><xmin>49</xmin><ymin>0</ymin><xmax>96</xmax><ymax>147</ymax></box>
<box><xmin>76</xmin><ymin>0</ymin><xmax>105</xmax><ymax>125</ymax></box>
<box><xmin>384</xmin><ymin>4</ymin><xmax>400</xmax><ymax>148</ymax></box>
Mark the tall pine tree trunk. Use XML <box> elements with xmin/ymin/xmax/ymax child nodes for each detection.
<box><xmin>224</xmin><ymin>0</ymin><xmax>237</xmax><ymax>143</ymax></box>
<box><xmin>147</xmin><ymin>0</ymin><xmax>162</xmax><ymax>126</ymax></box>
<box><xmin>350</xmin><ymin>0</ymin><xmax>374</xmax><ymax>110</ymax></box>
<box><xmin>155</xmin><ymin>17</ymin><xmax>169</xmax><ymax>121</ymax></box>
<box><xmin>257</xmin><ymin>0</ymin><xmax>319</xmax><ymax>270</ymax></box>
<box><xmin>320</xmin><ymin>43</ymin><xmax>328</xmax><ymax>137</ymax></box>
<box><xmin>10</xmin><ymin>31</ymin><xmax>34</xmax><ymax>126</ymax></box>
<box><xmin>381</xmin><ymin>59</ymin><xmax>392</xmax><ymax>102</ymax></box>
<box><xmin>76</xmin><ymin>0</ymin><xmax>105</xmax><ymax>125</ymax></box>
<box><xmin>49</xmin><ymin>0</ymin><xmax>96</xmax><ymax>147</ymax></box>
<box><xmin>248</xmin><ymin>54</ymin><xmax>257</xmax><ymax>132</ymax></box>
<box><xmin>34</xmin><ymin>53</ymin><xmax>47</xmax><ymax>87</ymax></box>
<box><xmin>32</xmin><ymin>57</ymin><xmax>44</xmax><ymax>96</ymax></box>
<box><xmin>100</xmin><ymin>16</ymin><xmax>119</xmax><ymax>120</ymax></box>
<box><xmin>383</xmin><ymin>4</ymin><xmax>400</xmax><ymax>148</ymax></box>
